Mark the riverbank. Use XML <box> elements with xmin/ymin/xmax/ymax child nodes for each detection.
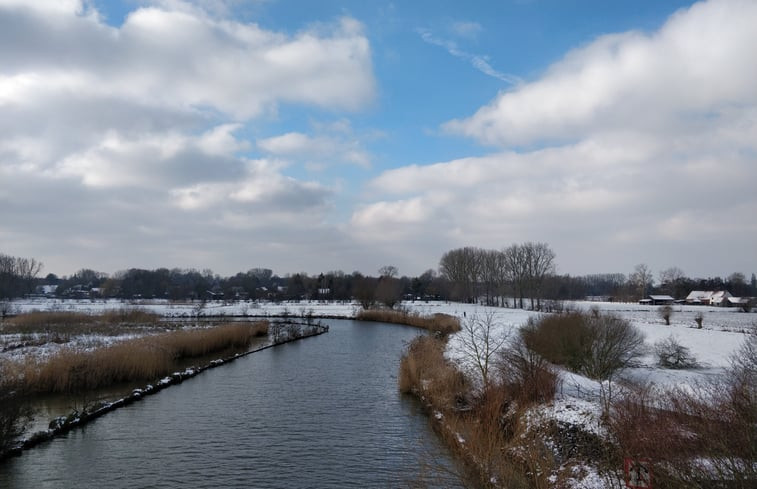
<box><xmin>0</xmin><ymin>320</ymin><xmax>328</xmax><ymax>461</ymax></box>
<box><xmin>399</xmin><ymin>310</ymin><xmax>757</xmax><ymax>488</ymax></box>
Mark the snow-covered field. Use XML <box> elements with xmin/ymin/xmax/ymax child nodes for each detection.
<box><xmin>4</xmin><ymin>298</ymin><xmax>754</xmax><ymax>378</ymax></box>
<box><xmin>2</xmin><ymin>298</ymin><xmax>754</xmax><ymax>487</ymax></box>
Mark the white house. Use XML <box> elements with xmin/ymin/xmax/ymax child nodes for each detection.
<box><xmin>710</xmin><ymin>291</ymin><xmax>732</xmax><ymax>306</ymax></box>
<box><xmin>685</xmin><ymin>290</ymin><xmax>714</xmax><ymax>304</ymax></box>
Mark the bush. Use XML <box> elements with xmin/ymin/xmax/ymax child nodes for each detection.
<box><xmin>658</xmin><ymin>305</ymin><xmax>674</xmax><ymax>325</ymax></box>
<box><xmin>521</xmin><ymin>311</ymin><xmax>644</xmax><ymax>380</ymax></box>
<box><xmin>497</xmin><ymin>337</ymin><xmax>557</xmax><ymax>405</ymax></box>
<box><xmin>0</xmin><ymin>363</ymin><xmax>32</xmax><ymax>452</ymax></box>
<box><xmin>607</xmin><ymin>337</ymin><xmax>757</xmax><ymax>487</ymax></box>
<box><xmin>694</xmin><ymin>311</ymin><xmax>704</xmax><ymax>329</ymax></box>
<box><xmin>654</xmin><ymin>336</ymin><xmax>698</xmax><ymax>369</ymax></box>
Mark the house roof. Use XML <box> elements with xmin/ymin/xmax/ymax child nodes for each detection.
<box><xmin>727</xmin><ymin>297</ymin><xmax>749</xmax><ymax>304</ymax></box>
<box><xmin>686</xmin><ymin>290</ymin><xmax>713</xmax><ymax>300</ymax></box>
<box><xmin>649</xmin><ymin>295</ymin><xmax>674</xmax><ymax>301</ymax></box>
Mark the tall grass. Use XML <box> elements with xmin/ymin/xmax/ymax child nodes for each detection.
<box><xmin>357</xmin><ymin>309</ymin><xmax>461</xmax><ymax>334</ymax></box>
<box><xmin>3</xmin><ymin>322</ymin><xmax>268</xmax><ymax>395</ymax></box>
<box><xmin>398</xmin><ymin>335</ymin><xmax>558</xmax><ymax>488</ymax></box>
<box><xmin>2</xmin><ymin>309</ymin><xmax>162</xmax><ymax>336</ymax></box>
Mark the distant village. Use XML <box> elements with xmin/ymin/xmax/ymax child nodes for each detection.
<box><xmin>585</xmin><ymin>290</ymin><xmax>754</xmax><ymax>310</ymax></box>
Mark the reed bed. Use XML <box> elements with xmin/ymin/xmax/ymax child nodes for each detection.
<box><xmin>357</xmin><ymin>309</ymin><xmax>461</xmax><ymax>334</ymax></box>
<box><xmin>399</xmin><ymin>335</ymin><xmax>559</xmax><ymax>488</ymax></box>
<box><xmin>2</xmin><ymin>309</ymin><xmax>162</xmax><ymax>336</ymax></box>
<box><xmin>3</xmin><ymin>321</ymin><xmax>268</xmax><ymax>395</ymax></box>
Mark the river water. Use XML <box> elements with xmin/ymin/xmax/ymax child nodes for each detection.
<box><xmin>0</xmin><ymin>320</ymin><xmax>465</xmax><ymax>488</ymax></box>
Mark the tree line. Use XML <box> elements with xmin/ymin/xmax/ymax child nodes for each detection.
<box><xmin>0</xmin><ymin>253</ymin><xmax>43</xmax><ymax>300</ymax></box>
<box><xmin>1</xmin><ymin>249</ymin><xmax>754</xmax><ymax>308</ymax></box>
<box><xmin>439</xmin><ymin>242</ymin><xmax>557</xmax><ymax>309</ymax></box>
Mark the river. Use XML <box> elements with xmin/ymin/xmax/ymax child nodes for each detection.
<box><xmin>0</xmin><ymin>319</ymin><xmax>465</xmax><ymax>488</ymax></box>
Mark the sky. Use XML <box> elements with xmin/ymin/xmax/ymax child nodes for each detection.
<box><xmin>1</xmin><ymin>0</ymin><xmax>755</xmax><ymax>280</ymax></box>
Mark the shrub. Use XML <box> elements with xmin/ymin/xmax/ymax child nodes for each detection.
<box><xmin>0</xmin><ymin>362</ymin><xmax>32</xmax><ymax>452</ymax></box>
<box><xmin>521</xmin><ymin>311</ymin><xmax>644</xmax><ymax>380</ymax></box>
<box><xmin>607</xmin><ymin>338</ymin><xmax>757</xmax><ymax>487</ymax></box>
<box><xmin>694</xmin><ymin>311</ymin><xmax>704</xmax><ymax>329</ymax></box>
<box><xmin>658</xmin><ymin>305</ymin><xmax>674</xmax><ymax>325</ymax></box>
<box><xmin>654</xmin><ymin>336</ymin><xmax>698</xmax><ymax>369</ymax></box>
<box><xmin>497</xmin><ymin>337</ymin><xmax>557</xmax><ymax>405</ymax></box>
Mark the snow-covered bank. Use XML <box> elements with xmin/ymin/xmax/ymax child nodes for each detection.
<box><xmin>3</xmin><ymin>299</ymin><xmax>755</xmax><ymax>487</ymax></box>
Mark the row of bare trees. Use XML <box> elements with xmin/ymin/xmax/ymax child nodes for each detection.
<box><xmin>0</xmin><ymin>253</ymin><xmax>43</xmax><ymax>300</ymax></box>
<box><xmin>439</xmin><ymin>242</ymin><xmax>556</xmax><ymax>310</ymax></box>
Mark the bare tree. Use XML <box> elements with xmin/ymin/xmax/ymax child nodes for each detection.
<box><xmin>375</xmin><ymin>276</ymin><xmax>402</xmax><ymax>309</ymax></box>
<box><xmin>353</xmin><ymin>276</ymin><xmax>377</xmax><ymax>309</ymax></box>
<box><xmin>629</xmin><ymin>263</ymin><xmax>653</xmax><ymax>300</ymax></box>
<box><xmin>502</xmin><ymin>244</ymin><xmax>527</xmax><ymax>308</ymax></box>
<box><xmin>522</xmin><ymin>242</ymin><xmax>556</xmax><ymax>310</ymax></box>
<box><xmin>451</xmin><ymin>312</ymin><xmax>511</xmax><ymax>390</ymax></box>
<box><xmin>477</xmin><ymin>249</ymin><xmax>501</xmax><ymax>306</ymax></box>
<box><xmin>378</xmin><ymin>265</ymin><xmax>398</xmax><ymax>278</ymax></box>
<box><xmin>659</xmin><ymin>266</ymin><xmax>686</xmax><ymax>297</ymax></box>
<box><xmin>439</xmin><ymin>247</ymin><xmax>480</xmax><ymax>303</ymax></box>
<box><xmin>0</xmin><ymin>253</ymin><xmax>43</xmax><ymax>299</ymax></box>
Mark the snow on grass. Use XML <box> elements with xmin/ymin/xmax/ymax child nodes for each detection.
<box><xmin>3</xmin><ymin>298</ymin><xmax>754</xmax><ymax>489</ymax></box>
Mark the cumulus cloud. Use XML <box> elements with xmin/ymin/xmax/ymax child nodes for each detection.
<box><xmin>0</xmin><ymin>0</ymin><xmax>374</xmax><ymax>274</ymax></box>
<box><xmin>257</xmin><ymin>130</ymin><xmax>371</xmax><ymax>169</ymax></box>
<box><xmin>355</xmin><ymin>0</ymin><xmax>757</xmax><ymax>276</ymax></box>
<box><xmin>444</xmin><ymin>0</ymin><xmax>757</xmax><ymax>146</ymax></box>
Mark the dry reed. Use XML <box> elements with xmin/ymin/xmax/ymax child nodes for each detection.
<box><xmin>398</xmin><ymin>332</ymin><xmax>563</xmax><ymax>488</ymax></box>
<box><xmin>357</xmin><ymin>309</ymin><xmax>461</xmax><ymax>334</ymax></box>
<box><xmin>3</xmin><ymin>309</ymin><xmax>162</xmax><ymax>336</ymax></box>
<box><xmin>4</xmin><ymin>321</ymin><xmax>268</xmax><ymax>395</ymax></box>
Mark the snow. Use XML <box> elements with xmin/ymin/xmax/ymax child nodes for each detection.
<box><xmin>2</xmin><ymin>298</ymin><xmax>754</xmax><ymax>489</ymax></box>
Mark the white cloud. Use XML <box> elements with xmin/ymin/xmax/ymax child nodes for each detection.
<box><xmin>354</xmin><ymin>0</ymin><xmax>757</xmax><ymax>276</ymax></box>
<box><xmin>417</xmin><ymin>28</ymin><xmax>521</xmax><ymax>85</ymax></box>
<box><xmin>0</xmin><ymin>0</ymin><xmax>374</xmax><ymax>275</ymax></box>
<box><xmin>257</xmin><ymin>130</ymin><xmax>372</xmax><ymax>169</ymax></box>
<box><xmin>0</xmin><ymin>3</ymin><xmax>374</xmax><ymax>122</ymax></box>
<box><xmin>445</xmin><ymin>0</ymin><xmax>757</xmax><ymax>147</ymax></box>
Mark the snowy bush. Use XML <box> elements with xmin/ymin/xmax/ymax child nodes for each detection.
<box><xmin>521</xmin><ymin>311</ymin><xmax>644</xmax><ymax>380</ymax></box>
<box><xmin>654</xmin><ymin>336</ymin><xmax>698</xmax><ymax>369</ymax></box>
<box><xmin>694</xmin><ymin>311</ymin><xmax>704</xmax><ymax>329</ymax></box>
<box><xmin>658</xmin><ymin>305</ymin><xmax>673</xmax><ymax>325</ymax></box>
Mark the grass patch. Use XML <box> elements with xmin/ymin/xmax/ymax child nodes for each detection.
<box><xmin>2</xmin><ymin>321</ymin><xmax>268</xmax><ymax>395</ymax></box>
<box><xmin>2</xmin><ymin>309</ymin><xmax>162</xmax><ymax>337</ymax></box>
<box><xmin>357</xmin><ymin>309</ymin><xmax>461</xmax><ymax>334</ymax></box>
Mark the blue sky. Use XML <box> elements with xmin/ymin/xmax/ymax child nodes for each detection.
<box><xmin>1</xmin><ymin>0</ymin><xmax>755</xmax><ymax>280</ymax></box>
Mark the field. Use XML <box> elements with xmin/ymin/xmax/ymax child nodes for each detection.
<box><xmin>2</xmin><ymin>298</ymin><xmax>755</xmax><ymax>486</ymax></box>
